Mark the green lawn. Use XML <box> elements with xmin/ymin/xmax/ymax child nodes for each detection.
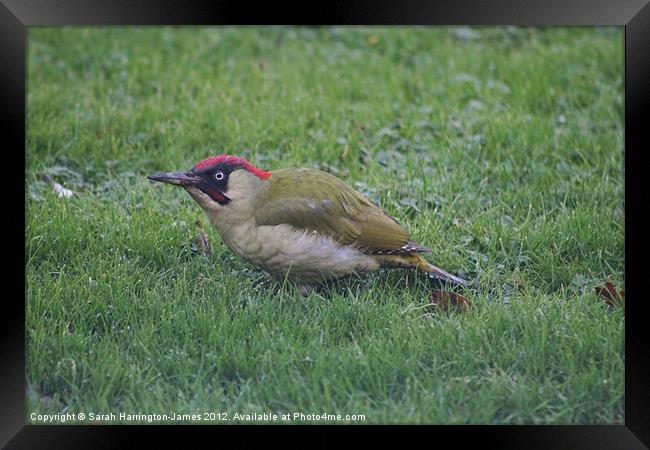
<box><xmin>26</xmin><ymin>26</ymin><xmax>624</xmax><ymax>424</ymax></box>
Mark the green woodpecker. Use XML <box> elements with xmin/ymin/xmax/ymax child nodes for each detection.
<box><xmin>148</xmin><ymin>154</ymin><xmax>468</xmax><ymax>287</ymax></box>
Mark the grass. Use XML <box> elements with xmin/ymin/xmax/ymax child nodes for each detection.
<box><xmin>26</xmin><ymin>26</ymin><xmax>624</xmax><ymax>424</ymax></box>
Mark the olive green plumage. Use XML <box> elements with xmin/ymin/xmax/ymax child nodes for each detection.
<box><xmin>253</xmin><ymin>168</ymin><xmax>430</xmax><ymax>254</ymax></box>
<box><xmin>148</xmin><ymin>156</ymin><xmax>469</xmax><ymax>287</ymax></box>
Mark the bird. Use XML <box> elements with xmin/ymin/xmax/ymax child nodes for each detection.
<box><xmin>148</xmin><ymin>154</ymin><xmax>469</xmax><ymax>288</ymax></box>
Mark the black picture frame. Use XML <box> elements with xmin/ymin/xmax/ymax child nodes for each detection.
<box><xmin>5</xmin><ymin>0</ymin><xmax>649</xmax><ymax>447</ymax></box>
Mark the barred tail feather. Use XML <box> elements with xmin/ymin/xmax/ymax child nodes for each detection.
<box><xmin>412</xmin><ymin>255</ymin><xmax>469</xmax><ymax>287</ymax></box>
<box><xmin>374</xmin><ymin>253</ymin><xmax>470</xmax><ymax>287</ymax></box>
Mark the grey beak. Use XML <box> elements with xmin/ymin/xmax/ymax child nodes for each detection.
<box><xmin>147</xmin><ymin>171</ymin><xmax>199</xmax><ymax>186</ymax></box>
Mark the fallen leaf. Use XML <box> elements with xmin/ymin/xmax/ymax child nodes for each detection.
<box><xmin>41</xmin><ymin>172</ymin><xmax>74</xmax><ymax>198</ymax></box>
<box><xmin>429</xmin><ymin>290</ymin><xmax>472</xmax><ymax>312</ymax></box>
<box><xmin>594</xmin><ymin>282</ymin><xmax>624</xmax><ymax>310</ymax></box>
<box><xmin>52</xmin><ymin>182</ymin><xmax>74</xmax><ymax>198</ymax></box>
<box><xmin>195</xmin><ymin>220</ymin><xmax>211</xmax><ymax>256</ymax></box>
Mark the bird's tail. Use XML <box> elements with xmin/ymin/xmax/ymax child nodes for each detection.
<box><xmin>413</xmin><ymin>255</ymin><xmax>469</xmax><ymax>287</ymax></box>
<box><xmin>375</xmin><ymin>253</ymin><xmax>471</xmax><ymax>287</ymax></box>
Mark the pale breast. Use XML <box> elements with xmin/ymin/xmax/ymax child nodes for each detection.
<box><xmin>220</xmin><ymin>221</ymin><xmax>379</xmax><ymax>282</ymax></box>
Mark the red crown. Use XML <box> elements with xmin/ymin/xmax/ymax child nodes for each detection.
<box><xmin>193</xmin><ymin>154</ymin><xmax>272</xmax><ymax>180</ymax></box>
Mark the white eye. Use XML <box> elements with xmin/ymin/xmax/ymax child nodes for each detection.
<box><xmin>214</xmin><ymin>172</ymin><xmax>224</xmax><ymax>181</ymax></box>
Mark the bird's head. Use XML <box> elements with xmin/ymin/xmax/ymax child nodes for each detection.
<box><xmin>148</xmin><ymin>154</ymin><xmax>272</xmax><ymax>215</ymax></box>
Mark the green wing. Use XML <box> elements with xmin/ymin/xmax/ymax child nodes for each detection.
<box><xmin>253</xmin><ymin>168</ymin><xmax>421</xmax><ymax>253</ymax></box>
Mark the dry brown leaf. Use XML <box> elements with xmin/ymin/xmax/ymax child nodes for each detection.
<box><xmin>429</xmin><ymin>290</ymin><xmax>472</xmax><ymax>312</ymax></box>
<box><xmin>594</xmin><ymin>282</ymin><xmax>624</xmax><ymax>310</ymax></box>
